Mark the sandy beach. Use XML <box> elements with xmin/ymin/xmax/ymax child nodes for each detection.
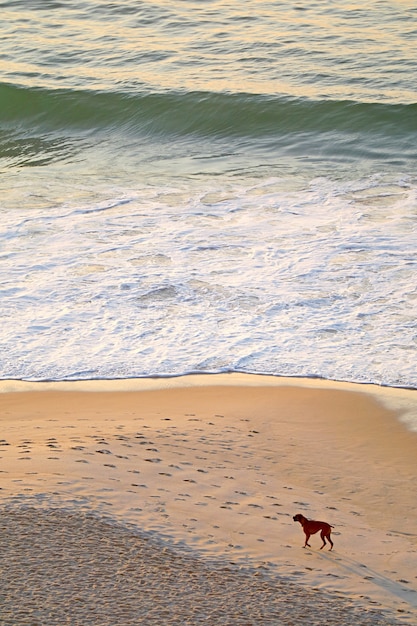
<box><xmin>1</xmin><ymin>374</ymin><xmax>416</xmax><ymax>625</ymax></box>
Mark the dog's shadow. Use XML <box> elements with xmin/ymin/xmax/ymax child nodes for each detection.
<box><xmin>318</xmin><ymin>551</ymin><xmax>417</xmax><ymax>610</ymax></box>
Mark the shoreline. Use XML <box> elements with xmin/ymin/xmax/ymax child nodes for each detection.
<box><xmin>1</xmin><ymin>374</ymin><xmax>416</xmax><ymax>623</ymax></box>
<box><xmin>2</xmin><ymin>370</ymin><xmax>417</xmax><ymax>391</ymax></box>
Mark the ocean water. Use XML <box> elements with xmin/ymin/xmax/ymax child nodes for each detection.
<box><xmin>1</xmin><ymin>0</ymin><xmax>416</xmax><ymax>387</ymax></box>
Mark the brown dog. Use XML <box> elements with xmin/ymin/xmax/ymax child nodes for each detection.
<box><xmin>293</xmin><ymin>513</ymin><xmax>334</xmax><ymax>550</ymax></box>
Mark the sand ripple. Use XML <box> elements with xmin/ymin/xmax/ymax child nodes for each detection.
<box><xmin>0</xmin><ymin>505</ymin><xmax>397</xmax><ymax>626</ymax></box>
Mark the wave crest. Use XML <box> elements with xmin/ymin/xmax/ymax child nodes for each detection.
<box><xmin>2</xmin><ymin>82</ymin><xmax>417</xmax><ymax>140</ymax></box>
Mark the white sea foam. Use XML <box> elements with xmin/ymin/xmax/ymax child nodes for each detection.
<box><xmin>0</xmin><ymin>174</ymin><xmax>416</xmax><ymax>388</ymax></box>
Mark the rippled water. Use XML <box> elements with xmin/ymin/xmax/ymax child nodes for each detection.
<box><xmin>1</xmin><ymin>0</ymin><xmax>416</xmax><ymax>386</ymax></box>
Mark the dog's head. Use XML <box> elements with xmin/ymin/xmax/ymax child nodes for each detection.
<box><xmin>293</xmin><ymin>513</ymin><xmax>304</xmax><ymax>523</ymax></box>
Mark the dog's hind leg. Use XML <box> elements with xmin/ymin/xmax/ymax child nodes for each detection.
<box><xmin>320</xmin><ymin>530</ymin><xmax>333</xmax><ymax>550</ymax></box>
<box><xmin>304</xmin><ymin>533</ymin><xmax>311</xmax><ymax>548</ymax></box>
<box><xmin>327</xmin><ymin>533</ymin><xmax>334</xmax><ymax>551</ymax></box>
